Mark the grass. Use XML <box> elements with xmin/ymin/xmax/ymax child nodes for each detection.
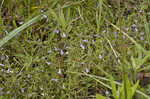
<box><xmin>0</xmin><ymin>0</ymin><xmax>150</xmax><ymax>98</ymax></box>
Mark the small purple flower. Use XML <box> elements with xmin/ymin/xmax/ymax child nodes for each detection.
<box><xmin>124</xmin><ymin>28</ymin><xmax>129</xmax><ymax>31</ymax></box>
<box><xmin>6</xmin><ymin>91</ymin><xmax>10</xmax><ymax>94</ymax></box>
<box><xmin>100</xmin><ymin>40</ymin><xmax>103</xmax><ymax>43</ymax></box>
<box><xmin>46</xmin><ymin>61</ymin><xmax>51</xmax><ymax>65</ymax></box>
<box><xmin>5</xmin><ymin>31</ymin><xmax>8</xmax><ymax>35</ymax></box>
<box><xmin>21</xmin><ymin>88</ymin><xmax>25</xmax><ymax>93</ymax></box>
<box><xmin>81</xmin><ymin>62</ymin><xmax>84</xmax><ymax>65</ymax></box>
<box><xmin>122</xmin><ymin>35</ymin><xmax>125</xmax><ymax>39</ymax></box>
<box><xmin>54</xmin><ymin>29</ymin><xmax>59</xmax><ymax>34</ymax></box>
<box><xmin>114</xmin><ymin>32</ymin><xmax>118</xmax><ymax>36</ymax></box>
<box><xmin>27</xmin><ymin>74</ymin><xmax>30</xmax><ymax>78</ymax></box>
<box><xmin>135</xmin><ymin>28</ymin><xmax>138</xmax><ymax>32</ymax></box>
<box><xmin>51</xmin><ymin>79</ymin><xmax>58</xmax><ymax>82</ymax></box>
<box><xmin>60</xmin><ymin>50</ymin><xmax>64</xmax><ymax>55</ymax></box>
<box><xmin>83</xmin><ymin>40</ymin><xmax>87</xmax><ymax>42</ymax></box>
<box><xmin>43</xmin><ymin>14</ymin><xmax>47</xmax><ymax>18</ymax></box>
<box><xmin>0</xmin><ymin>64</ymin><xmax>4</xmax><ymax>67</ymax></box>
<box><xmin>62</xmin><ymin>33</ymin><xmax>66</xmax><ymax>38</ymax></box>
<box><xmin>19</xmin><ymin>21</ymin><xmax>24</xmax><ymax>25</ymax></box>
<box><xmin>5</xmin><ymin>55</ymin><xmax>9</xmax><ymax>59</ymax></box>
<box><xmin>80</xmin><ymin>44</ymin><xmax>85</xmax><ymax>49</ymax></box>
<box><xmin>85</xmin><ymin>68</ymin><xmax>89</xmax><ymax>73</ymax></box>
<box><xmin>98</xmin><ymin>54</ymin><xmax>102</xmax><ymax>59</ymax></box>
<box><xmin>132</xmin><ymin>24</ymin><xmax>137</xmax><ymax>27</ymax></box>
<box><xmin>7</xmin><ymin>69</ymin><xmax>13</xmax><ymax>73</ymax></box>
<box><xmin>140</xmin><ymin>36</ymin><xmax>144</xmax><ymax>40</ymax></box>
<box><xmin>58</xmin><ymin>69</ymin><xmax>62</xmax><ymax>75</ymax></box>
<box><xmin>139</xmin><ymin>10</ymin><xmax>142</xmax><ymax>13</ymax></box>
<box><xmin>54</xmin><ymin>47</ymin><xmax>58</xmax><ymax>51</ymax></box>
<box><xmin>0</xmin><ymin>88</ymin><xmax>3</xmax><ymax>91</ymax></box>
<box><xmin>1</xmin><ymin>55</ymin><xmax>5</xmax><ymax>61</ymax></box>
<box><xmin>40</xmin><ymin>87</ymin><xmax>44</xmax><ymax>90</ymax></box>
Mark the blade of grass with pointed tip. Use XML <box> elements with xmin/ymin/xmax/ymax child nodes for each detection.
<box><xmin>96</xmin><ymin>94</ymin><xmax>106</xmax><ymax>99</ymax></box>
<box><xmin>110</xmin><ymin>76</ymin><xmax>118</xmax><ymax>99</ymax></box>
<box><xmin>67</xmin><ymin>71</ymin><xmax>150</xmax><ymax>99</ymax></box>
<box><xmin>0</xmin><ymin>14</ymin><xmax>43</xmax><ymax>47</ymax></box>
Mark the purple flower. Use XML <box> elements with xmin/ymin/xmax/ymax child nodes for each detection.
<box><xmin>100</xmin><ymin>40</ymin><xmax>103</xmax><ymax>43</ymax></box>
<box><xmin>140</xmin><ymin>36</ymin><xmax>144</xmax><ymax>40</ymax></box>
<box><xmin>19</xmin><ymin>21</ymin><xmax>24</xmax><ymax>25</ymax></box>
<box><xmin>21</xmin><ymin>88</ymin><xmax>25</xmax><ymax>93</ymax></box>
<box><xmin>0</xmin><ymin>88</ymin><xmax>3</xmax><ymax>91</ymax></box>
<box><xmin>54</xmin><ymin>29</ymin><xmax>59</xmax><ymax>34</ymax></box>
<box><xmin>40</xmin><ymin>87</ymin><xmax>44</xmax><ymax>90</ymax></box>
<box><xmin>51</xmin><ymin>79</ymin><xmax>58</xmax><ymax>82</ymax></box>
<box><xmin>139</xmin><ymin>10</ymin><xmax>142</xmax><ymax>13</ymax></box>
<box><xmin>54</xmin><ymin>47</ymin><xmax>58</xmax><ymax>51</ymax></box>
<box><xmin>43</xmin><ymin>14</ymin><xmax>47</xmax><ymax>18</ymax></box>
<box><xmin>60</xmin><ymin>50</ymin><xmax>64</xmax><ymax>55</ymax></box>
<box><xmin>80</xmin><ymin>44</ymin><xmax>85</xmax><ymax>49</ymax></box>
<box><xmin>114</xmin><ymin>32</ymin><xmax>118</xmax><ymax>36</ymax></box>
<box><xmin>58</xmin><ymin>69</ymin><xmax>62</xmax><ymax>75</ymax></box>
<box><xmin>85</xmin><ymin>68</ymin><xmax>89</xmax><ymax>73</ymax></box>
<box><xmin>27</xmin><ymin>74</ymin><xmax>30</xmax><ymax>78</ymax></box>
<box><xmin>124</xmin><ymin>28</ymin><xmax>129</xmax><ymax>31</ymax></box>
<box><xmin>135</xmin><ymin>28</ymin><xmax>138</xmax><ymax>32</ymax></box>
<box><xmin>98</xmin><ymin>54</ymin><xmax>102</xmax><ymax>59</ymax></box>
<box><xmin>83</xmin><ymin>40</ymin><xmax>87</xmax><ymax>42</ymax></box>
<box><xmin>46</xmin><ymin>61</ymin><xmax>51</xmax><ymax>65</ymax></box>
<box><xmin>132</xmin><ymin>24</ymin><xmax>137</xmax><ymax>27</ymax></box>
<box><xmin>0</xmin><ymin>64</ymin><xmax>4</xmax><ymax>67</ymax></box>
<box><xmin>5</xmin><ymin>31</ymin><xmax>8</xmax><ymax>35</ymax></box>
<box><xmin>1</xmin><ymin>55</ymin><xmax>5</xmax><ymax>61</ymax></box>
<box><xmin>122</xmin><ymin>35</ymin><xmax>125</xmax><ymax>39</ymax></box>
<box><xmin>81</xmin><ymin>62</ymin><xmax>84</xmax><ymax>64</ymax></box>
<box><xmin>62</xmin><ymin>33</ymin><xmax>66</xmax><ymax>38</ymax></box>
<box><xmin>6</xmin><ymin>91</ymin><xmax>10</xmax><ymax>94</ymax></box>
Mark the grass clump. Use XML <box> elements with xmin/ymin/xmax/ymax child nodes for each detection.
<box><xmin>0</xmin><ymin>0</ymin><xmax>150</xmax><ymax>98</ymax></box>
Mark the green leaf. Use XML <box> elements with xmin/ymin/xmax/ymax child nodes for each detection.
<box><xmin>110</xmin><ymin>76</ymin><xmax>118</xmax><ymax>99</ymax></box>
<box><xmin>0</xmin><ymin>14</ymin><xmax>42</xmax><ymax>47</ymax></box>
<box><xmin>96</xmin><ymin>94</ymin><xmax>106</xmax><ymax>99</ymax></box>
<box><xmin>124</xmin><ymin>74</ymin><xmax>131</xmax><ymax>99</ymax></box>
<box><xmin>131</xmin><ymin>80</ymin><xmax>139</xmax><ymax>98</ymax></box>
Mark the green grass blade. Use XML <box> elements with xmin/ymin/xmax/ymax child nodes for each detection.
<box><xmin>0</xmin><ymin>14</ymin><xmax>42</xmax><ymax>47</ymax></box>
<box><xmin>68</xmin><ymin>71</ymin><xmax>150</xmax><ymax>99</ymax></box>
<box><xmin>131</xmin><ymin>80</ymin><xmax>139</xmax><ymax>98</ymax></box>
<box><xmin>110</xmin><ymin>76</ymin><xmax>118</xmax><ymax>99</ymax></box>
<box><xmin>96</xmin><ymin>94</ymin><xmax>106</xmax><ymax>99</ymax></box>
